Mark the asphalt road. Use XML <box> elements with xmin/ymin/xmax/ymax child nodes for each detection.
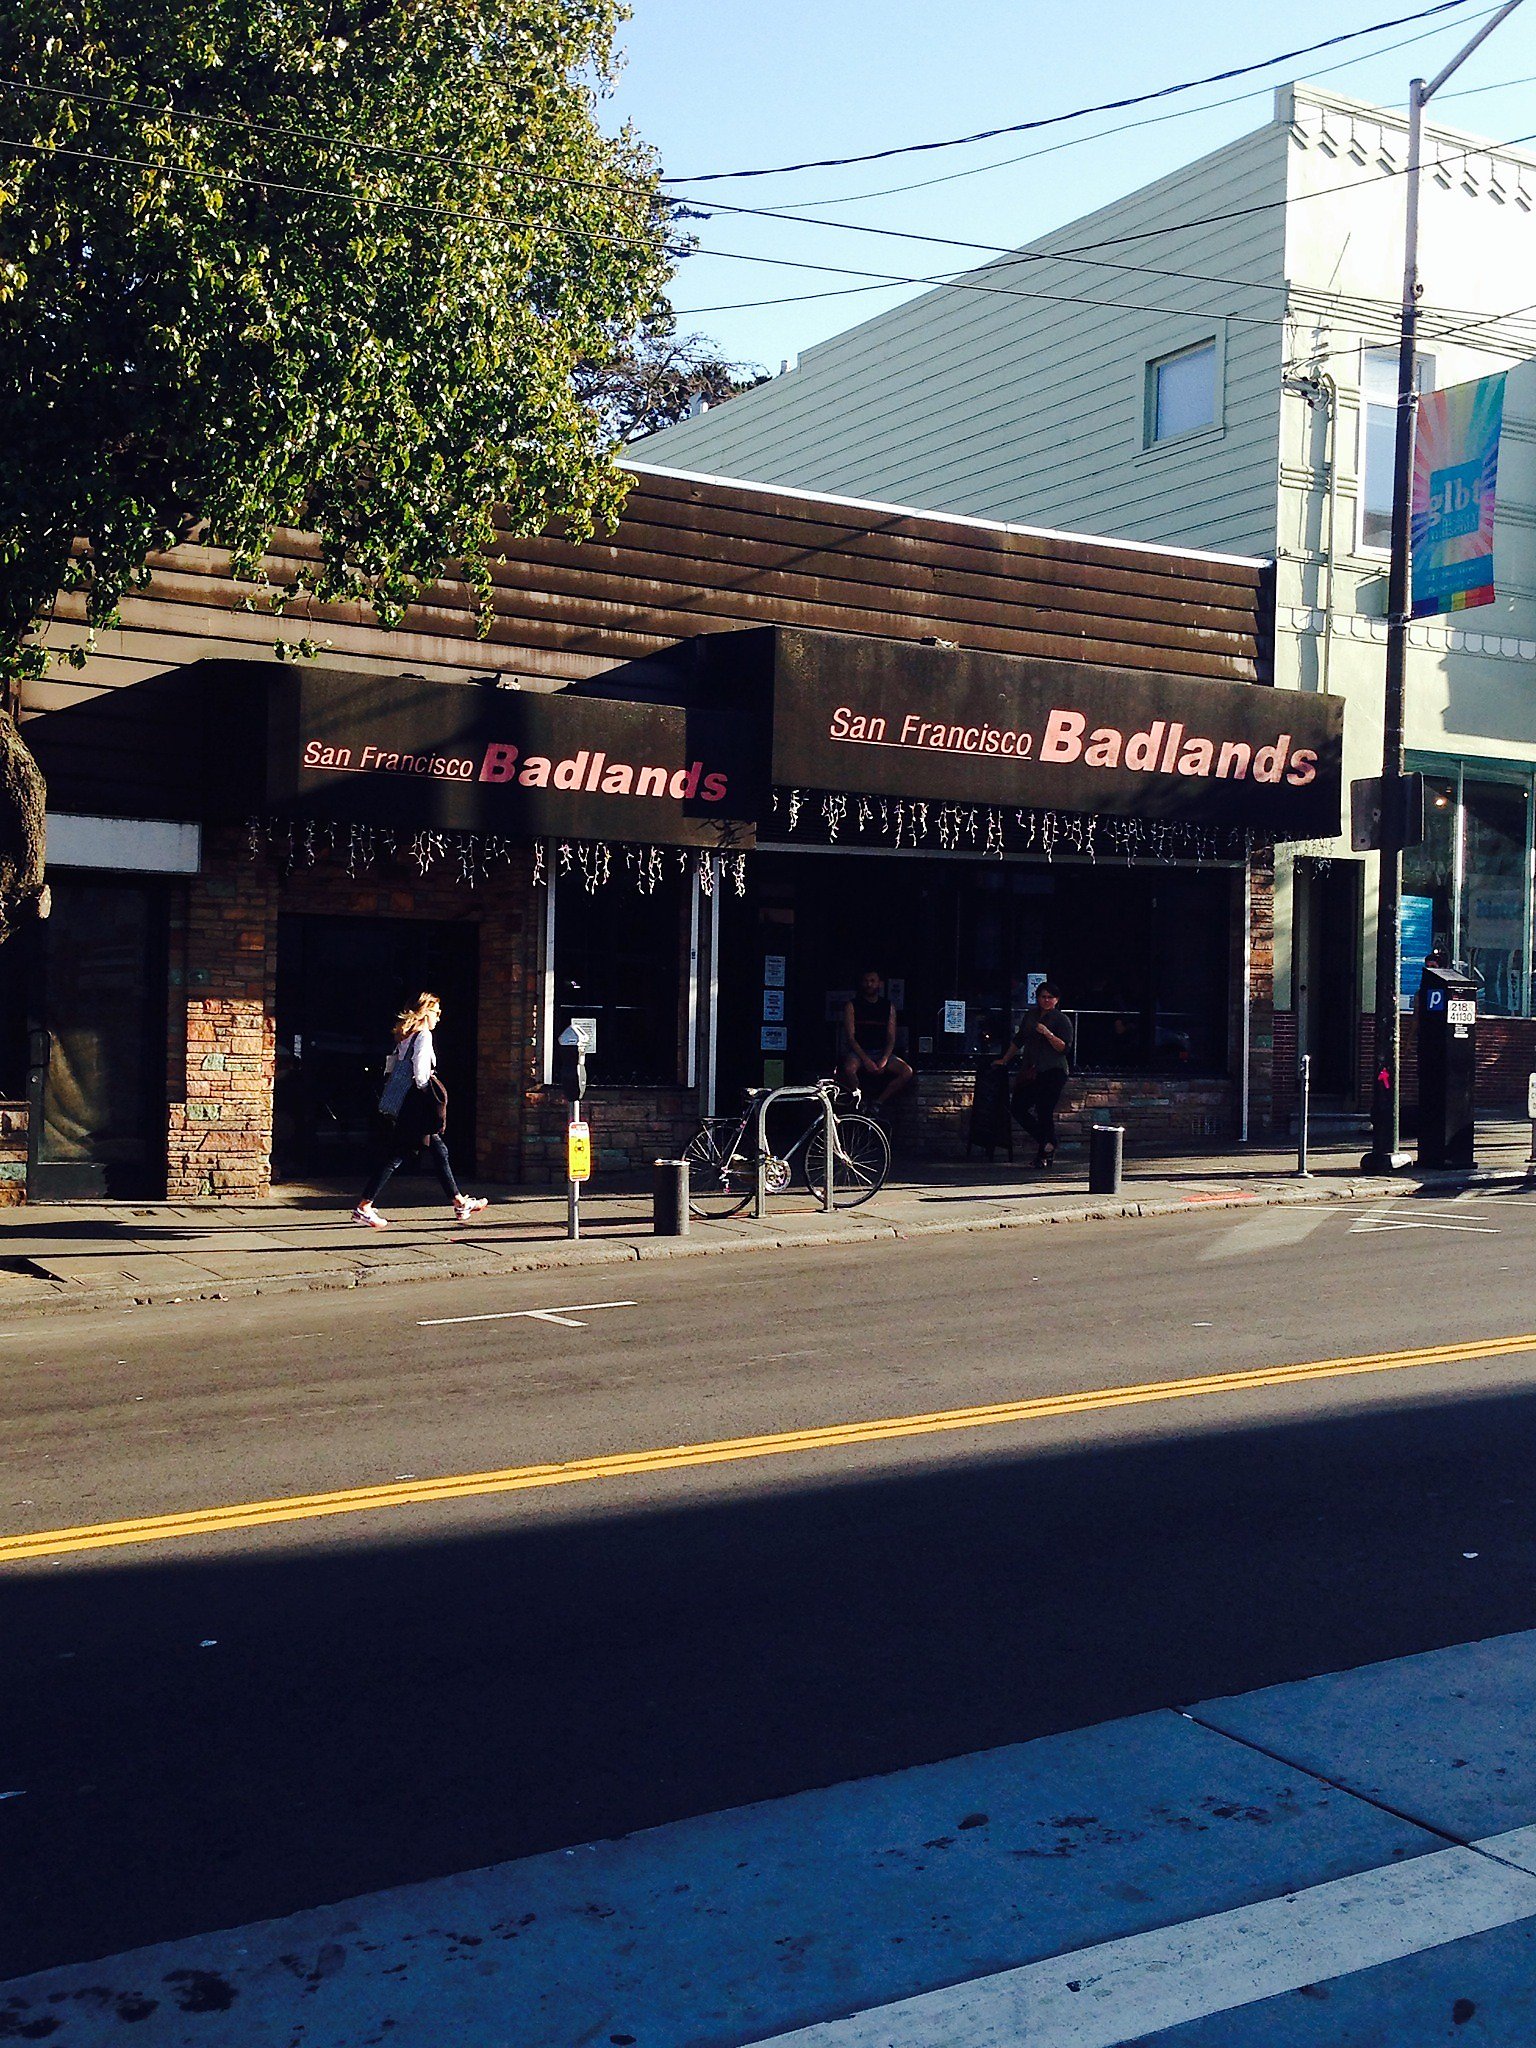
<box><xmin>6</xmin><ymin>1182</ymin><xmax>1536</xmax><ymax>1978</ymax></box>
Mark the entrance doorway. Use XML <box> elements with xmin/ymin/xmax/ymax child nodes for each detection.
<box><xmin>274</xmin><ymin>916</ymin><xmax>479</xmax><ymax>1180</ymax></box>
<box><xmin>27</xmin><ymin>875</ymin><xmax>170</xmax><ymax>1200</ymax></box>
<box><xmin>1296</xmin><ymin>859</ymin><xmax>1362</xmax><ymax>1100</ymax></box>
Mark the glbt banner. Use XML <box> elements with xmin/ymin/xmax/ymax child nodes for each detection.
<box><xmin>1411</xmin><ymin>372</ymin><xmax>1506</xmax><ymax>617</ymax></box>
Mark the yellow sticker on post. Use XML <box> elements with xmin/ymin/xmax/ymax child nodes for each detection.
<box><xmin>566</xmin><ymin>1120</ymin><xmax>592</xmax><ymax>1182</ymax></box>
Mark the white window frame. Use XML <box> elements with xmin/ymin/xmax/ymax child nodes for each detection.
<box><xmin>1141</xmin><ymin>331</ymin><xmax>1224</xmax><ymax>451</ymax></box>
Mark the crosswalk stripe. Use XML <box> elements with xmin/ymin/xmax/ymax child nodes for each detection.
<box><xmin>746</xmin><ymin>1824</ymin><xmax>1536</xmax><ymax>2047</ymax></box>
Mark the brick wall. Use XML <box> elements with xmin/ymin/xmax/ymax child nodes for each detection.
<box><xmin>166</xmin><ymin>832</ymin><xmax>278</xmax><ymax>1199</ymax></box>
<box><xmin>1244</xmin><ymin>847</ymin><xmax>1276</xmax><ymax>1139</ymax></box>
<box><xmin>525</xmin><ymin>1085</ymin><xmax>701</xmax><ymax>1183</ymax></box>
<box><xmin>0</xmin><ymin>1100</ymin><xmax>25</xmax><ymax>1206</ymax></box>
<box><xmin>1357</xmin><ymin>1011</ymin><xmax>1536</xmax><ymax>1117</ymax></box>
<box><xmin>893</xmin><ymin>1069</ymin><xmax>1239</xmax><ymax>1158</ymax></box>
<box><xmin>1272</xmin><ymin>1009</ymin><xmax>1299</xmax><ymax>1118</ymax></box>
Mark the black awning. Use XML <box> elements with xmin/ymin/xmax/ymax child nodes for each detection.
<box><xmin>752</xmin><ymin>627</ymin><xmax>1343</xmax><ymax>842</ymax></box>
<box><xmin>26</xmin><ymin>628</ymin><xmax>1344</xmax><ymax>849</ymax></box>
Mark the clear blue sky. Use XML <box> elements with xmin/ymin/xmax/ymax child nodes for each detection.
<box><xmin>602</xmin><ymin>0</ymin><xmax>1536</xmax><ymax>371</ymax></box>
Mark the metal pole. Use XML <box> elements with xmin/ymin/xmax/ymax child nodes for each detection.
<box><xmin>568</xmin><ymin>1175</ymin><xmax>579</xmax><ymax>1240</ymax></box>
<box><xmin>1296</xmin><ymin>1051</ymin><xmax>1312</xmax><ymax>1178</ymax></box>
<box><xmin>1364</xmin><ymin>79</ymin><xmax>1422</xmax><ymax>1173</ymax></box>
<box><xmin>754</xmin><ymin>1093</ymin><xmax>769</xmax><ymax>1219</ymax></box>
<box><xmin>821</xmin><ymin>1093</ymin><xmax>835</xmax><ymax>1212</ymax></box>
<box><xmin>1363</xmin><ymin>0</ymin><xmax>1526</xmax><ymax>1170</ymax></box>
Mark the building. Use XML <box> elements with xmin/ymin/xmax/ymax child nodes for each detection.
<box><xmin>0</xmin><ymin>465</ymin><xmax>1320</xmax><ymax>1205</ymax></box>
<box><xmin>641</xmin><ymin>83</ymin><xmax>1536</xmax><ymax>1119</ymax></box>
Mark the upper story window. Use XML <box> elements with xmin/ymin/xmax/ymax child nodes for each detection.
<box><xmin>1358</xmin><ymin>346</ymin><xmax>1435</xmax><ymax>552</ymax></box>
<box><xmin>1146</xmin><ymin>339</ymin><xmax>1217</xmax><ymax>445</ymax></box>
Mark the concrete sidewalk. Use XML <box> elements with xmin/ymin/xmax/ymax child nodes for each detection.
<box><xmin>2</xmin><ymin>1119</ymin><xmax>1531</xmax><ymax>1319</ymax></box>
<box><xmin>8</xmin><ymin>1626</ymin><xmax>1536</xmax><ymax>2043</ymax></box>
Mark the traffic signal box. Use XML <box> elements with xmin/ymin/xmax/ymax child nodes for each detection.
<box><xmin>1417</xmin><ymin>961</ymin><xmax>1478</xmax><ymax>1170</ymax></box>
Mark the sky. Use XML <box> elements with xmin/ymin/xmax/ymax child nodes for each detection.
<box><xmin>601</xmin><ymin>0</ymin><xmax>1536</xmax><ymax>374</ymax></box>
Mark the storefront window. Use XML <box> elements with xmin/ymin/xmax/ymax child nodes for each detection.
<box><xmin>1402</xmin><ymin>775</ymin><xmax>1456</xmax><ymax>966</ymax></box>
<box><xmin>715</xmin><ymin>852</ymin><xmax>1233</xmax><ymax>1100</ymax></box>
<box><xmin>1463</xmin><ymin>779</ymin><xmax>1528</xmax><ymax>1017</ymax></box>
<box><xmin>554</xmin><ymin>866</ymin><xmax>689</xmax><ymax>1087</ymax></box>
<box><xmin>1404</xmin><ymin>764</ymin><xmax>1535</xmax><ymax>1017</ymax></box>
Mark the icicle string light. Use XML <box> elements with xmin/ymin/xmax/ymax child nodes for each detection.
<box><xmin>765</xmin><ymin>788</ymin><xmax>1259</xmax><ymax>865</ymax></box>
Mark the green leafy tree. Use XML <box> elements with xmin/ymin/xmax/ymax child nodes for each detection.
<box><xmin>0</xmin><ymin>0</ymin><xmax>676</xmax><ymax>933</ymax></box>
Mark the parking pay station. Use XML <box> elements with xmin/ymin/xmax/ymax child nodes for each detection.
<box><xmin>557</xmin><ymin>1020</ymin><xmax>594</xmax><ymax>1237</ymax></box>
<box><xmin>1416</xmin><ymin>961</ymin><xmax>1478</xmax><ymax>1170</ymax></box>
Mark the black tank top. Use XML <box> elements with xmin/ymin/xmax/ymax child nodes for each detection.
<box><xmin>851</xmin><ymin>993</ymin><xmax>890</xmax><ymax>1036</ymax></box>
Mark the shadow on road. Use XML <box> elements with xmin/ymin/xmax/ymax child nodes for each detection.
<box><xmin>5</xmin><ymin>1376</ymin><xmax>1536</xmax><ymax>1977</ymax></box>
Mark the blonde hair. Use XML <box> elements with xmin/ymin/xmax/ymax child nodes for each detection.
<box><xmin>394</xmin><ymin>991</ymin><xmax>442</xmax><ymax>1041</ymax></box>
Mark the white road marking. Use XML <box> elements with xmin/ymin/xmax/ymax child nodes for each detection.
<box><xmin>749</xmin><ymin>1824</ymin><xmax>1536</xmax><ymax>2048</ymax></box>
<box><xmin>417</xmin><ymin>1299</ymin><xmax>638</xmax><ymax>1329</ymax></box>
<box><xmin>1350</xmin><ymin>1218</ymin><xmax>1498</xmax><ymax>1234</ymax></box>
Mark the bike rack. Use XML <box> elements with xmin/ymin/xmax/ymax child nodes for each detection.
<box><xmin>752</xmin><ymin>1083</ymin><xmax>837</xmax><ymax>1218</ymax></box>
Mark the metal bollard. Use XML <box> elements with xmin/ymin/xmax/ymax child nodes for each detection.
<box><xmin>1296</xmin><ymin>1051</ymin><xmax>1313</xmax><ymax>1178</ymax></box>
<box><xmin>652</xmin><ymin>1158</ymin><xmax>690</xmax><ymax>1236</ymax></box>
<box><xmin>1088</xmin><ymin>1123</ymin><xmax>1124</xmax><ymax>1196</ymax></box>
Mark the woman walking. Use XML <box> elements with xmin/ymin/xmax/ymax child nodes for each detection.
<box><xmin>352</xmin><ymin>992</ymin><xmax>487</xmax><ymax>1228</ymax></box>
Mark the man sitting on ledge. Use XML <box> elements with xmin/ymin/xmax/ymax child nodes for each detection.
<box><xmin>840</xmin><ymin>968</ymin><xmax>914</xmax><ymax>1115</ymax></box>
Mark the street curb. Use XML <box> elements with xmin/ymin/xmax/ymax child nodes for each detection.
<box><xmin>4</xmin><ymin>1168</ymin><xmax>1511</xmax><ymax>1324</ymax></box>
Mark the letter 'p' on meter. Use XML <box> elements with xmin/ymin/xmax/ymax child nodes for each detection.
<box><xmin>567</xmin><ymin>1120</ymin><xmax>592</xmax><ymax>1183</ymax></box>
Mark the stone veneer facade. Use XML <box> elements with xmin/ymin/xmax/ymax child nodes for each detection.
<box><xmin>0</xmin><ymin>1100</ymin><xmax>25</xmax><ymax>1206</ymax></box>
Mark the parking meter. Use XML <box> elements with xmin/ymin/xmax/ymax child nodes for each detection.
<box><xmin>1416</xmin><ymin>960</ymin><xmax>1478</xmax><ymax>1169</ymax></box>
<box><xmin>555</xmin><ymin>1020</ymin><xmax>593</xmax><ymax>1103</ymax></box>
<box><xmin>556</xmin><ymin>1021</ymin><xmax>594</xmax><ymax>1237</ymax></box>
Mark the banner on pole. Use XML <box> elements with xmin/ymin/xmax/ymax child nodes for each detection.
<box><xmin>1411</xmin><ymin>372</ymin><xmax>1506</xmax><ymax>617</ymax></box>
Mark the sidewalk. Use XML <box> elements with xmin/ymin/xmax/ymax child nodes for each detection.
<box><xmin>7</xmin><ymin>1626</ymin><xmax>1536</xmax><ymax>2043</ymax></box>
<box><xmin>2</xmin><ymin>1122</ymin><xmax>1531</xmax><ymax>1319</ymax></box>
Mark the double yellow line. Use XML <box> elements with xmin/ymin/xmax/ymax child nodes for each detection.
<box><xmin>4</xmin><ymin>1330</ymin><xmax>1534</xmax><ymax>1566</ymax></box>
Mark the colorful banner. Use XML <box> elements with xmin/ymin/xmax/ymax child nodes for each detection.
<box><xmin>1411</xmin><ymin>372</ymin><xmax>1506</xmax><ymax>617</ymax></box>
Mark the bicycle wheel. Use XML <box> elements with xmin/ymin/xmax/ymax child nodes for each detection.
<box><xmin>682</xmin><ymin>1119</ymin><xmax>756</xmax><ymax>1218</ymax></box>
<box><xmin>804</xmin><ymin>1113</ymin><xmax>890</xmax><ymax>1208</ymax></box>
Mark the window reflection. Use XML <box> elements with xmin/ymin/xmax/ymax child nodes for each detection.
<box><xmin>1463</xmin><ymin>780</ymin><xmax>1527</xmax><ymax>1017</ymax></box>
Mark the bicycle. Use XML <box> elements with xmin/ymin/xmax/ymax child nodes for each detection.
<box><xmin>682</xmin><ymin>1078</ymin><xmax>891</xmax><ymax>1218</ymax></box>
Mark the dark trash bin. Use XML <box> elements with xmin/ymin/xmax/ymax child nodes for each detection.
<box><xmin>1088</xmin><ymin>1123</ymin><xmax>1124</xmax><ymax>1195</ymax></box>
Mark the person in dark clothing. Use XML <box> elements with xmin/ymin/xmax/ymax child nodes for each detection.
<box><xmin>995</xmin><ymin>982</ymin><xmax>1074</xmax><ymax>1168</ymax></box>
<box><xmin>840</xmin><ymin>967</ymin><xmax>913</xmax><ymax>1108</ymax></box>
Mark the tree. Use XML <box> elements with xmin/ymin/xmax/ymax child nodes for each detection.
<box><xmin>0</xmin><ymin>0</ymin><xmax>676</xmax><ymax>935</ymax></box>
<box><xmin>576</xmin><ymin>318</ymin><xmax>767</xmax><ymax>442</ymax></box>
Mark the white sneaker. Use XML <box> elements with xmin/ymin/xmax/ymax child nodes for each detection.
<box><xmin>454</xmin><ymin>1195</ymin><xmax>488</xmax><ymax>1223</ymax></box>
<box><xmin>352</xmin><ymin>1203</ymin><xmax>389</xmax><ymax>1229</ymax></box>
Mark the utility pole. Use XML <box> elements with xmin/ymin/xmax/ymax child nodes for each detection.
<box><xmin>1363</xmin><ymin>0</ymin><xmax>1525</xmax><ymax>1173</ymax></box>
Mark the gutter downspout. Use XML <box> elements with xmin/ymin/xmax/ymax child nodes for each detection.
<box><xmin>1319</xmin><ymin>370</ymin><xmax>1339</xmax><ymax>697</ymax></box>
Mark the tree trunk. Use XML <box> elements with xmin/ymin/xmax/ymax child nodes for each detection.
<box><xmin>0</xmin><ymin>705</ymin><xmax>48</xmax><ymax>944</ymax></box>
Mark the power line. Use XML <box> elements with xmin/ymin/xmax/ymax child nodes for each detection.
<box><xmin>6</xmin><ymin>61</ymin><xmax>1529</xmax><ymax>328</ymax></box>
<box><xmin>660</xmin><ymin>0</ymin><xmax>1481</xmax><ymax>184</ymax></box>
<box><xmin>0</xmin><ymin>127</ymin><xmax>1437</xmax><ymax>355</ymax></box>
<box><xmin>6</xmin><ymin>114</ymin><xmax>1533</xmax><ymax>372</ymax></box>
<box><xmin>672</xmin><ymin>118</ymin><xmax>1536</xmax><ymax>329</ymax></box>
<box><xmin>771</xmin><ymin>3</ymin><xmax>1512</xmax><ymax>211</ymax></box>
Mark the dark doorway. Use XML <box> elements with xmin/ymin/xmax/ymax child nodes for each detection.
<box><xmin>273</xmin><ymin>916</ymin><xmax>479</xmax><ymax>1181</ymax></box>
<box><xmin>26</xmin><ymin>875</ymin><xmax>170</xmax><ymax>1200</ymax></box>
<box><xmin>1298</xmin><ymin>859</ymin><xmax>1362</xmax><ymax>1100</ymax></box>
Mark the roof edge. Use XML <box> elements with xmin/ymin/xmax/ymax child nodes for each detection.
<box><xmin>621</xmin><ymin>461</ymin><xmax>1270</xmax><ymax>573</ymax></box>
